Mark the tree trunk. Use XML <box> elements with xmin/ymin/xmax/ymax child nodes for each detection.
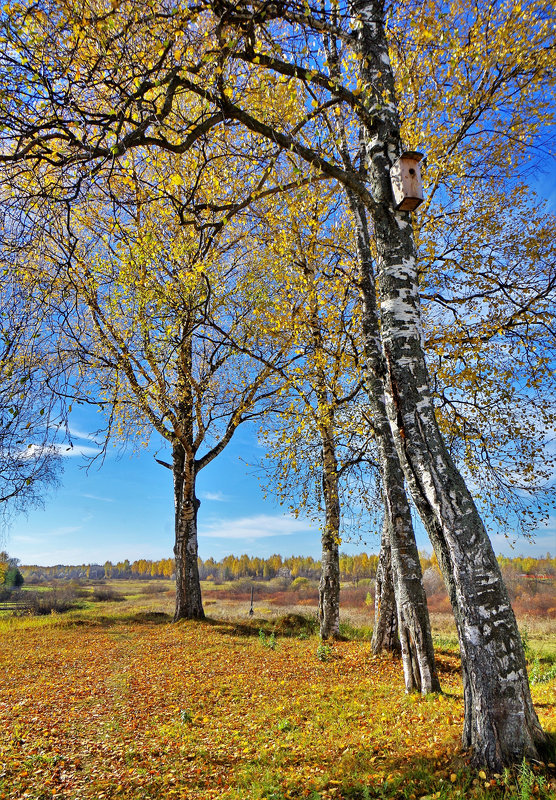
<box><xmin>351</xmin><ymin>0</ymin><xmax>546</xmax><ymax>766</ymax></box>
<box><xmin>371</xmin><ymin>517</ymin><xmax>400</xmax><ymax>654</ymax></box>
<box><xmin>345</xmin><ymin>187</ymin><xmax>439</xmax><ymax>693</ymax></box>
<box><xmin>172</xmin><ymin>443</ymin><xmax>204</xmax><ymax>622</ymax></box>
<box><xmin>318</xmin><ymin>430</ymin><xmax>341</xmax><ymax>639</ymax></box>
<box><xmin>323</xmin><ymin>25</ymin><xmax>436</xmax><ymax>689</ymax></box>
<box><xmin>300</xmin><ymin>257</ymin><xmax>342</xmax><ymax>639</ymax></box>
<box><xmin>381</xmin><ymin>380</ymin><xmax>440</xmax><ymax>694</ymax></box>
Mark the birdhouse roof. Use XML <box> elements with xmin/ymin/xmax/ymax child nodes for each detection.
<box><xmin>399</xmin><ymin>150</ymin><xmax>424</xmax><ymax>162</ymax></box>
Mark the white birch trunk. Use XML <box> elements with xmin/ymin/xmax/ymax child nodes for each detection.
<box><xmin>349</xmin><ymin>189</ymin><xmax>440</xmax><ymax>693</ymax></box>
<box><xmin>172</xmin><ymin>336</ymin><xmax>204</xmax><ymax>621</ymax></box>
<box><xmin>350</xmin><ymin>0</ymin><xmax>546</xmax><ymax>766</ymax></box>
<box><xmin>303</xmin><ymin>259</ymin><xmax>342</xmax><ymax>639</ymax></box>
<box><xmin>372</xmin><ymin>518</ymin><xmax>400</xmax><ymax>654</ymax></box>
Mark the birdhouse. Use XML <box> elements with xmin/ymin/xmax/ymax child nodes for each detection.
<box><xmin>390</xmin><ymin>151</ymin><xmax>424</xmax><ymax>212</ymax></box>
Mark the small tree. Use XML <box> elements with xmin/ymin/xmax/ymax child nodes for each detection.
<box><xmin>0</xmin><ymin>552</ymin><xmax>24</xmax><ymax>590</ymax></box>
<box><xmin>256</xmin><ymin>188</ymin><xmax>375</xmax><ymax>639</ymax></box>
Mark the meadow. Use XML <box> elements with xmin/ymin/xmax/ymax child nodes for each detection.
<box><xmin>0</xmin><ymin>580</ymin><xmax>555</xmax><ymax>800</ymax></box>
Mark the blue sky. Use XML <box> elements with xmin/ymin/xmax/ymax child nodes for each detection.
<box><xmin>5</xmin><ymin>408</ymin><xmax>348</xmax><ymax>566</ymax></box>
<box><xmin>4</xmin><ymin>387</ymin><xmax>555</xmax><ymax>567</ymax></box>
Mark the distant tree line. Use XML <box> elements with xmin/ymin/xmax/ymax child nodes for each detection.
<box><xmin>20</xmin><ymin>558</ymin><xmax>174</xmax><ymax>583</ymax></box>
<box><xmin>497</xmin><ymin>554</ymin><xmax>556</xmax><ymax>578</ymax></box>
<box><xmin>19</xmin><ymin>552</ymin><xmax>555</xmax><ymax>585</ymax></box>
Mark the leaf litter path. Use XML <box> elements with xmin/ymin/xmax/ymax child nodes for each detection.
<box><xmin>0</xmin><ymin>615</ymin><xmax>554</xmax><ymax>799</ymax></box>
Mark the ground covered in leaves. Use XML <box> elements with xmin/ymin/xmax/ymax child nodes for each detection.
<box><xmin>1</xmin><ymin>612</ymin><xmax>555</xmax><ymax>800</ymax></box>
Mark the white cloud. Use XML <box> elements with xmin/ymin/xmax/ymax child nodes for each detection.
<box><xmin>12</xmin><ymin>534</ymin><xmax>41</xmax><ymax>544</ymax></box>
<box><xmin>199</xmin><ymin>491</ymin><xmax>230</xmax><ymax>502</ymax></box>
<box><xmin>50</xmin><ymin>424</ymin><xmax>101</xmax><ymax>444</ymax></box>
<box><xmin>17</xmin><ymin>443</ymin><xmax>101</xmax><ymax>460</ymax></box>
<box><xmin>201</xmin><ymin>513</ymin><xmax>317</xmax><ymax>540</ymax></box>
<box><xmin>50</xmin><ymin>524</ymin><xmax>84</xmax><ymax>537</ymax></box>
<box><xmin>68</xmin><ymin>427</ymin><xmax>102</xmax><ymax>444</ymax></box>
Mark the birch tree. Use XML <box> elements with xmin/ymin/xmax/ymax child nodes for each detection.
<box><xmin>255</xmin><ymin>186</ymin><xmax>375</xmax><ymax>639</ymax></box>
<box><xmin>255</xmin><ymin>184</ymin><xmax>439</xmax><ymax>686</ymax></box>
<box><xmin>345</xmin><ymin>0</ymin><xmax>547</xmax><ymax>766</ymax></box>
<box><xmin>38</xmin><ymin>158</ymin><xmax>289</xmax><ymax>620</ymax></box>
<box><xmin>389</xmin><ymin>0</ymin><xmax>556</xmax><ymax>536</ymax></box>
<box><xmin>320</xmin><ymin>23</ymin><xmax>440</xmax><ymax>680</ymax></box>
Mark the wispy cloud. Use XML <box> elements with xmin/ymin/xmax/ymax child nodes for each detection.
<box><xmin>14</xmin><ymin>524</ymin><xmax>83</xmax><ymax>542</ymax></box>
<box><xmin>81</xmin><ymin>493</ymin><xmax>114</xmax><ymax>503</ymax></box>
<box><xmin>50</xmin><ymin>424</ymin><xmax>101</xmax><ymax>444</ymax></box>
<box><xmin>68</xmin><ymin>426</ymin><xmax>102</xmax><ymax>444</ymax></box>
<box><xmin>50</xmin><ymin>524</ymin><xmax>83</xmax><ymax>536</ymax></box>
<box><xmin>12</xmin><ymin>534</ymin><xmax>41</xmax><ymax>544</ymax></box>
<box><xmin>200</xmin><ymin>491</ymin><xmax>230</xmax><ymax>502</ymax></box>
<box><xmin>201</xmin><ymin>513</ymin><xmax>317</xmax><ymax>540</ymax></box>
<box><xmin>54</xmin><ymin>444</ymin><xmax>101</xmax><ymax>458</ymax></box>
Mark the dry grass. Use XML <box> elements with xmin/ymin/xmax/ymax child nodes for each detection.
<box><xmin>60</xmin><ymin>578</ymin><xmax>555</xmax><ymax>657</ymax></box>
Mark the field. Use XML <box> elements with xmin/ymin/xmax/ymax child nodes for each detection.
<box><xmin>0</xmin><ymin>581</ymin><xmax>555</xmax><ymax>800</ymax></box>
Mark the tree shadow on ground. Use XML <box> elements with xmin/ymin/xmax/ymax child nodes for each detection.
<box><xmin>201</xmin><ymin>612</ymin><xmax>319</xmax><ymax>638</ymax></box>
<box><xmin>186</xmin><ymin>736</ymin><xmax>556</xmax><ymax>800</ymax></box>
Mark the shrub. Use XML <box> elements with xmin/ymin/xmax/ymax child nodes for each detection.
<box><xmin>90</xmin><ymin>588</ymin><xmax>124</xmax><ymax>602</ymax></box>
<box><xmin>528</xmin><ymin>657</ymin><xmax>556</xmax><ymax>684</ymax></box>
<box><xmin>316</xmin><ymin>642</ymin><xmax>332</xmax><ymax>662</ymax></box>
<box><xmin>67</xmin><ymin>581</ymin><xmax>89</xmax><ymax>598</ymax></box>
<box><xmin>422</xmin><ymin>567</ymin><xmax>445</xmax><ymax>596</ymax></box>
<box><xmin>273</xmin><ymin>613</ymin><xmax>318</xmax><ymax>637</ymax></box>
<box><xmin>290</xmin><ymin>577</ymin><xmax>312</xmax><ymax>591</ymax></box>
<box><xmin>339</xmin><ymin>586</ymin><xmax>370</xmax><ymax>608</ymax></box>
<box><xmin>258</xmin><ymin>630</ymin><xmax>277</xmax><ymax>649</ymax></box>
<box><xmin>4</xmin><ymin>567</ymin><xmax>24</xmax><ymax>588</ymax></box>
<box><xmin>267</xmin><ymin>577</ymin><xmax>291</xmax><ymax>591</ymax></box>
<box><xmin>140</xmin><ymin>584</ymin><xmax>168</xmax><ymax>595</ymax></box>
<box><xmin>23</xmin><ymin>588</ymin><xmax>80</xmax><ymax>615</ymax></box>
<box><xmin>230</xmin><ymin>578</ymin><xmax>256</xmax><ymax>595</ymax></box>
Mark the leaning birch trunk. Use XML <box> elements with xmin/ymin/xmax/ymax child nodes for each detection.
<box><xmin>173</xmin><ymin>440</ymin><xmax>205</xmax><ymax>621</ymax></box>
<box><xmin>350</xmin><ymin>0</ymin><xmax>546</xmax><ymax>766</ymax></box>
<box><xmin>323</xmin><ymin>29</ymin><xmax>434</xmax><ymax>682</ymax></box>
<box><xmin>371</xmin><ymin>518</ymin><xmax>400</xmax><ymax>654</ymax></box>
<box><xmin>348</xmin><ymin>189</ymin><xmax>439</xmax><ymax>693</ymax></box>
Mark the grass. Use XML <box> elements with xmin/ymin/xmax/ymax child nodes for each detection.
<box><xmin>0</xmin><ymin>583</ymin><xmax>554</xmax><ymax>799</ymax></box>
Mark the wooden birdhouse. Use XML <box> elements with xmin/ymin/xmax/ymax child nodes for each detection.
<box><xmin>390</xmin><ymin>151</ymin><xmax>424</xmax><ymax>212</ymax></box>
